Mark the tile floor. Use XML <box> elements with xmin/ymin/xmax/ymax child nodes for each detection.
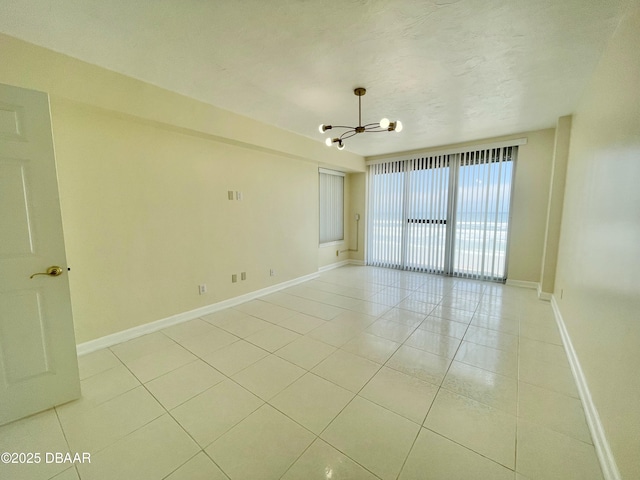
<box><xmin>0</xmin><ymin>266</ymin><xmax>603</xmax><ymax>479</ymax></box>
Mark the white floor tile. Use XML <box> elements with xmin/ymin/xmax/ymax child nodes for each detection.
<box><xmin>57</xmin><ymin>386</ymin><xmax>165</xmax><ymax>454</ymax></box>
<box><xmin>270</xmin><ymin>372</ymin><xmax>354</xmax><ymax>434</ymax></box>
<box><xmin>144</xmin><ymin>359</ymin><xmax>225</xmax><ymax>410</ymax></box>
<box><xmin>171</xmin><ymin>379</ymin><xmax>263</xmax><ymax>447</ymax></box>
<box><xmin>214</xmin><ymin>313</ymin><xmax>272</xmax><ymax>338</ymax></box>
<box><xmin>233</xmin><ymin>354</ymin><xmax>306</xmax><ymax>400</ymax></box>
<box><xmin>340</xmin><ymin>332</ymin><xmax>401</xmax><ymax>364</ymax></box>
<box><xmin>164</xmin><ymin>452</ymin><xmax>228</xmax><ymax>480</ymax></box>
<box><xmin>77</xmin><ymin>348</ymin><xmax>122</xmax><ymax>380</ymax></box>
<box><xmin>162</xmin><ymin>318</ymin><xmax>219</xmax><ymax>343</ymax></box>
<box><xmin>176</xmin><ymin>327</ymin><xmax>238</xmax><ymax>358</ymax></box>
<box><xmin>77</xmin><ymin>414</ymin><xmax>199</xmax><ymax>480</ymax></box>
<box><xmin>275</xmin><ymin>336</ymin><xmax>337</xmax><ymax>370</ymax></box>
<box><xmin>206</xmin><ymin>404</ymin><xmax>315</xmax><ymax>480</ymax></box>
<box><xmin>321</xmin><ymin>396</ymin><xmax>420</xmax><ymax>480</ymax></box>
<box><xmin>400</xmin><ymin>428</ymin><xmax>514</xmax><ymax>480</ymax></box>
<box><xmin>0</xmin><ymin>409</ymin><xmax>71</xmax><ymax>480</ymax></box>
<box><xmin>424</xmin><ymin>388</ymin><xmax>516</xmax><ymax>468</ymax></box>
<box><xmin>360</xmin><ymin>366</ymin><xmax>438</xmax><ymax>424</ymax></box>
<box><xmin>442</xmin><ymin>360</ymin><xmax>518</xmax><ymax>414</ymax></box>
<box><xmin>454</xmin><ymin>341</ymin><xmax>518</xmax><ymax>378</ymax></box>
<box><xmin>386</xmin><ymin>345</ymin><xmax>451</xmax><ymax>386</ymax></box>
<box><xmin>110</xmin><ymin>332</ymin><xmax>175</xmax><ymax>363</ymax></box>
<box><xmin>244</xmin><ymin>323</ymin><xmax>301</xmax><ymax>352</ymax></box>
<box><xmin>120</xmin><ymin>343</ymin><xmax>197</xmax><ymax>383</ymax></box>
<box><xmin>281</xmin><ymin>438</ymin><xmax>378</xmax><ymax>479</ymax></box>
<box><xmin>405</xmin><ymin>329</ymin><xmax>461</xmax><ymax>358</ymax></box>
<box><xmin>201</xmin><ymin>340</ymin><xmax>269</xmax><ymax>376</ymax></box>
<box><xmin>518</xmin><ymin>381</ymin><xmax>591</xmax><ymax>443</ymax></box>
<box><xmin>516</xmin><ymin>419</ymin><xmax>603</xmax><ymax>480</ymax></box>
<box><xmin>312</xmin><ymin>349</ymin><xmax>380</xmax><ymax>393</ymax></box>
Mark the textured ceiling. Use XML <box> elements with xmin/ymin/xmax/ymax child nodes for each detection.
<box><xmin>0</xmin><ymin>0</ymin><xmax>628</xmax><ymax>157</ymax></box>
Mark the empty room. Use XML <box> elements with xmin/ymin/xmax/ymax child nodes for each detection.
<box><xmin>0</xmin><ymin>1</ymin><xmax>638</xmax><ymax>479</ymax></box>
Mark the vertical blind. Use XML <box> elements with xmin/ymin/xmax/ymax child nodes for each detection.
<box><xmin>319</xmin><ymin>169</ymin><xmax>344</xmax><ymax>244</ymax></box>
<box><xmin>366</xmin><ymin>145</ymin><xmax>517</xmax><ymax>281</ymax></box>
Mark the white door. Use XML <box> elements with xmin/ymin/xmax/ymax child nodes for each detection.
<box><xmin>0</xmin><ymin>83</ymin><xmax>80</xmax><ymax>425</ymax></box>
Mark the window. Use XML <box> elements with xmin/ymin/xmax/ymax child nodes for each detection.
<box><xmin>367</xmin><ymin>144</ymin><xmax>518</xmax><ymax>282</ymax></box>
<box><xmin>319</xmin><ymin>169</ymin><xmax>344</xmax><ymax>244</ymax></box>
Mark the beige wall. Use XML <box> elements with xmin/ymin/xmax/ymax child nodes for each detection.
<box><xmin>554</xmin><ymin>2</ymin><xmax>640</xmax><ymax>477</ymax></box>
<box><xmin>540</xmin><ymin>115</ymin><xmax>572</xmax><ymax>295</ymax></box>
<box><xmin>0</xmin><ymin>35</ymin><xmax>365</xmax><ymax>343</ymax></box>
<box><xmin>348</xmin><ymin>173</ymin><xmax>366</xmax><ymax>264</ymax></box>
<box><xmin>365</xmin><ymin>129</ymin><xmax>556</xmax><ymax>283</ymax></box>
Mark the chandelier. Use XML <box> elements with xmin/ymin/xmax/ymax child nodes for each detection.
<box><xmin>319</xmin><ymin>87</ymin><xmax>403</xmax><ymax>150</ymax></box>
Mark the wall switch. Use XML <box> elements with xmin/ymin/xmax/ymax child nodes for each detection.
<box><xmin>236</xmin><ymin>191</ymin><xmax>243</xmax><ymax>201</ymax></box>
<box><xmin>228</xmin><ymin>190</ymin><xmax>234</xmax><ymax>200</ymax></box>
<box><xmin>232</xmin><ymin>274</ymin><xmax>237</xmax><ymax>283</ymax></box>
<box><xmin>241</xmin><ymin>272</ymin><xmax>246</xmax><ymax>280</ymax></box>
<box><xmin>269</xmin><ymin>269</ymin><xmax>275</xmax><ymax>276</ymax></box>
<box><xmin>198</xmin><ymin>284</ymin><xmax>207</xmax><ymax>295</ymax></box>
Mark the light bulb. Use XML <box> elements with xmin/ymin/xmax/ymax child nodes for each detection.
<box><xmin>319</xmin><ymin>124</ymin><xmax>326</xmax><ymax>133</ymax></box>
<box><xmin>395</xmin><ymin>120</ymin><xmax>403</xmax><ymax>132</ymax></box>
<box><xmin>325</xmin><ymin>137</ymin><xmax>333</xmax><ymax>147</ymax></box>
<box><xmin>379</xmin><ymin>118</ymin><xmax>390</xmax><ymax>129</ymax></box>
<box><xmin>337</xmin><ymin>141</ymin><xmax>345</xmax><ymax>150</ymax></box>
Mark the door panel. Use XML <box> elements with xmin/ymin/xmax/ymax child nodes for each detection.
<box><xmin>0</xmin><ymin>83</ymin><xmax>80</xmax><ymax>425</ymax></box>
<box><xmin>0</xmin><ymin>161</ymin><xmax>35</xmax><ymax>256</ymax></box>
<box><xmin>405</xmin><ymin>160</ymin><xmax>450</xmax><ymax>273</ymax></box>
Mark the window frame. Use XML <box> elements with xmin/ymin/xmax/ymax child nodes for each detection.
<box><xmin>318</xmin><ymin>168</ymin><xmax>345</xmax><ymax>246</ymax></box>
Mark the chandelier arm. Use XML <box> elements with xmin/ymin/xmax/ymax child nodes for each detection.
<box><xmin>339</xmin><ymin>131</ymin><xmax>359</xmax><ymax>140</ymax></box>
<box><xmin>329</xmin><ymin>125</ymin><xmax>356</xmax><ymax>130</ymax></box>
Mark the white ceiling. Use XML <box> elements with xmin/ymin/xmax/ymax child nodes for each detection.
<box><xmin>0</xmin><ymin>0</ymin><xmax>628</xmax><ymax>157</ymax></box>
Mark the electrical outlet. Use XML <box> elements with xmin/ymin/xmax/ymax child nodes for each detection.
<box><xmin>198</xmin><ymin>284</ymin><xmax>207</xmax><ymax>295</ymax></box>
<box><xmin>228</xmin><ymin>190</ymin><xmax>234</xmax><ymax>200</ymax></box>
<box><xmin>336</xmin><ymin>250</ymin><xmax>339</xmax><ymax>256</ymax></box>
<box><xmin>269</xmin><ymin>269</ymin><xmax>275</xmax><ymax>276</ymax></box>
<box><xmin>236</xmin><ymin>191</ymin><xmax>243</xmax><ymax>201</ymax></box>
<box><xmin>232</xmin><ymin>274</ymin><xmax>237</xmax><ymax>283</ymax></box>
<box><xmin>241</xmin><ymin>272</ymin><xmax>246</xmax><ymax>281</ymax></box>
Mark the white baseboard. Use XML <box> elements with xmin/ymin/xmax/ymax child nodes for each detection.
<box><xmin>537</xmin><ymin>284</ymin><xmax>552</xmax><ymax>301</ymax></box>
<box><xmin>348</xmin><ymin>259</ymin><xmax>365</xmax><ymax>266</ymax></box>
<box><xmin>550</xmin><ymin>296</ymin><xmax>621</xmax><ymax>480</ymax></box>
<box><xmin>76</xmin><ymin>270</ymin><xmax>321</xmax><ymax>356</ymax></box>
<box><xmin>318</xmin><ymin>260</ymin><xmax>351</xmax><ymax>272</ymax></box>
<box><xmin>505</xmin><ymin>279</ymin><xmax>539</xmax><ymax>289</ymax></box>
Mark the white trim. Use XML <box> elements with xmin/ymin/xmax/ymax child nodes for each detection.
<box><xmin>348</xmin><ymin>259</ymin><xmax>365</xmax><ymax>266</ymax></box>
<box><xmin>366</xmin><ymin>138</ymin><xmax>528</xmax><ymax>165</ymax></box>
<box><xmin>537</xmin><ymin>284</ymin><xmax>552</xmax><ymax>301</ymax></box>
<box><xmin>76</xmin><ymin>271</ymin><xmax>320</xmax><ymax>356</ymax></box>
<box><xmin>505</xmin><ymin>279</ymin><xmax>538</xmax><ymax>289</ymax></box>
<box><xmin>550</xmin><ymin>296</ymin><xmax>621</xmax><ymax>480</ymax></box>
<box><xmin>318</xmin><ymin>167</ymin><xmax>345</xmax><ymax>176</ymax></box>
<box><xmin>318</xmin><ymin>260</ymin><xmax>351</xmax><ymax>272</ymax></box>
<box><xmin>319</xmin><ymin>240</ymin><xmax>344</xmax><ymax>247</ymax></box>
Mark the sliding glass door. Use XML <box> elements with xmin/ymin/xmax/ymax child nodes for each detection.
<box><xmin>404</xmin><ymin>156</ymin><xmax>450</xmax><ymax>273</ymax></box>
<box><xmin>367</xmin><ymin>146</ymin><xmax>517</xmax><ymax>281</ymax></box>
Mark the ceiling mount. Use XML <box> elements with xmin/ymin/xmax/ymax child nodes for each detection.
<box><xmin>319</xmin><ymin>87</ymin><xmax>403</xmax><ymax>150</ymax></box>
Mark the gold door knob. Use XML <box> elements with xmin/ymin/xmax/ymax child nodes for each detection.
<box><xmin>30</xmin><ymin>266</ymin><xmax>64</xmax><ymax>279</ymax></box>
